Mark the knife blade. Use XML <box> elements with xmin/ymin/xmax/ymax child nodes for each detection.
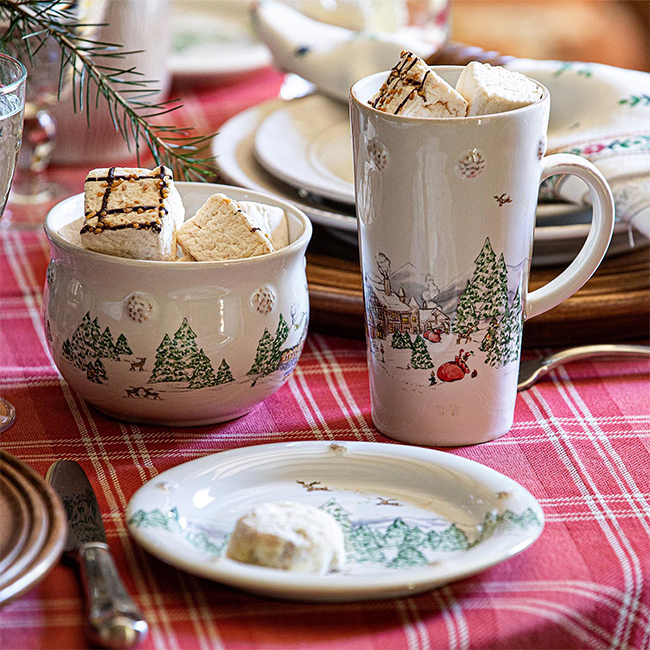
<box><xmin>46</xmin><ymin>460</ymin><xmax>148</xmax><ymax>649</ymax></box>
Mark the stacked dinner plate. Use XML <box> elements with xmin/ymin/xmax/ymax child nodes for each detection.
<box><xmin>0</xmin><ymin>452</ymin><xmax>66</xmax><ymax>606</ymax></box>
<box><xmin>213</xmin><ymin>93</ymin><xmax>647</xmax><ymax>267</ymax></box>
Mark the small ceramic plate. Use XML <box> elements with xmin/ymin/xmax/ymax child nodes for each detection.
<box><xmin>0</xmin><ymin>452</ymin><xmax>66</xmax><ymax>606</ymax></box>
<box><xmin>170</xmin><ymin>0</ymin><xmax>271</xmax><ymax>83</ymax></box>
<box><xmin>127</xmin><ymin>441</ymin><xmax>543</xmax><ymax>602</ymax></box>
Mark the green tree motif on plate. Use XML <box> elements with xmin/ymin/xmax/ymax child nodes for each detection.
<box><xmin>348</xmin><ymin>524</ymin><xmax>386</xmax><ymax>564</ymax></box>
<box><xmin>429</xmin><ymin>523</ymin><xmax>469</xmax><ymax>551</ymax></box>
<box><xmin>388</xmin><ymin>542</ymin><xmax>428</xmax><ymax>569</ymax></box>
<box><xmin>128</xmin><ymin>507</ymin><xmax>227</xmax><ymax>558</ymax></box>
<box><xmin>320</xmin><ymin>497</ymin><xmax>352</xmax><ymax>534</ymax></box>
<box><xmin>128</xmin><ymin>500</ymin><xmax>541</xmax><ymax>568</ymax></box>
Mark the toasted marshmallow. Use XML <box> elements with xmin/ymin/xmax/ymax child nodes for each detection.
<box><xmin>239</xmin><ymin>201</ymin><xmax>289</xmax><ymax>249</ymax></box>
<box><xmin>456</xmin><ymin>62</ymin><xmax>543</xmax><ymax>116</ymax></box>
<box><xmin>370</xmin><ymin>51</ymin><xmax>469</xmax><ymax>118</ymax></box>
<box><xmin>80</xmin><ymin>166</ymin><xmax>184</xmax><ymax>261</ymax></box>
<box><xmin>177</xmin><ymin>193</ymin><xmax>275</xmax><ymax>261</ymax></box>
<box><xmin>226</xmin><ymin>501</ymin><xmax>346</xmax><ymax>574</ymax></box>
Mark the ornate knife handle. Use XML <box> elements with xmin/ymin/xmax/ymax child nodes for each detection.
<box><xmin>78</xmin><ymin>542</ymin><xmax>148</xmax><ymax>649</ymax></box>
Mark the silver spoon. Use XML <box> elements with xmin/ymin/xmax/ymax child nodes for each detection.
<box><xmin>517</xmin><ymin>344</ymin><xmax>650</xmax><ymax>391</ymax></box>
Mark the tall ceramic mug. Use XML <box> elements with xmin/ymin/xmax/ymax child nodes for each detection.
<box><xmin>350</xmin><ymin>66</ymin><xmax>615</xmax><ymax>446</ymax></box>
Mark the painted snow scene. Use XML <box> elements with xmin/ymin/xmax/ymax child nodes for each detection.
<box><xmin>128</xmin><ymin>486</ymin><xmax>542</xmax><ymax>574</ymax></box>
<box><xmin>364</xmin><ymin>237</ymin><xmax>526</xmax><ymax>391</ymax></box>
<box><xmin>60</xmin><ymin>307</ymin><xmax>307</xmax><ymax>401</ymax></box>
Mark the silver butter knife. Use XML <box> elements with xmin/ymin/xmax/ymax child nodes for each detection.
<box><xmin>46</xmin><ymin>460</ymin><xmax>148</xmax><ymax>649</ymax></box>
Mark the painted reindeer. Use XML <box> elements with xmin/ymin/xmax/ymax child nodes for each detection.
<box><xmin>436</xmin><ymin>349</ymin><xmax>477</xmax><ymax>383</ymax></box>
<box><xmin>124</xmin><ymin>386</ymin><xmax>142</xmax><ymax>398</ymax></box>
<box><xmin>142</xmin><ymin>387</ymin><xmax>162</xmax><ymax>401</ymax></box>
<box><xmin>456</xmin><ymin>326</ymin><xmax>476</xmax><ymax>345</ymax></box>
<box><xmin>129</xmin><ymin>357</ymin><xmax>147</xmax><ymax>372</ymax></box>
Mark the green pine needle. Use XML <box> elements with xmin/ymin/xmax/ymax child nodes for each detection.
<box><xmin>0</xmin><ymin>0</ymin><xmax>217</xmax><ymax>181</ymax></box>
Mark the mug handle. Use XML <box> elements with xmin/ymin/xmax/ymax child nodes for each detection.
<box><xmin>525</xmin><ymin>153</ymin><xmax>615</xmax><ymax>320</ymax></box>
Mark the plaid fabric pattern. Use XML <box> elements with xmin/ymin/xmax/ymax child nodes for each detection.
<box><xmin>2</xmin><ymin>71</ymin><xmax>650</xmax><ymax>649</ymax></box>
<box><xmin>2</xmin><ymin>231</ymin><xmax>650</xmax><ymax>650</ymax></box>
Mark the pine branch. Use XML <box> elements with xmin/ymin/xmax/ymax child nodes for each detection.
<box><xmin>0</xmin><ymin>0</ymin><xmax>217</xmax><ymax>180</ymax></box>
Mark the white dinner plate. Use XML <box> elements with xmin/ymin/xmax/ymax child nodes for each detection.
<box><xmin>215</xmin><ymin>96</ymin><xmax>637</xmax><ymax>246</ymax></box>
<box><xmin>254</xmin><ymin>95</ymin><xmax>355</xmax><ymax>205</ymax></box>
<box><xmin>127</xmin><ymin>441</ymin><xmax>543</xmax><ymax>602</ymax></box>
<box><xmin>170</xmin><ymin>0</ymin><xmax>272</xmax><ymax>83</ymax></box>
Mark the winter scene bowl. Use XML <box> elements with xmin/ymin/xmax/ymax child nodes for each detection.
<box><xmin>43</xmin><ymin>183</ymin><xmax>312</xmax><ymax>426</ymax></box>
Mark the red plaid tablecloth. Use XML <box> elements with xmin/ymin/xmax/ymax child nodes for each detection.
<box><xmin>2</xmin><ymin>69</ymin><xmax>650</xmax><ymax>650</ymax></box>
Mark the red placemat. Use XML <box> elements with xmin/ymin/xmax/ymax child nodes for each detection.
<box><xmin>1</xmin><ymin>70</ymin><xmax>650</xmax><ymax>650</ymax></box>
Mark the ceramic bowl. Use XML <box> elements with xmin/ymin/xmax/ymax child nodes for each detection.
<box><xmin>43</xmin><ymin>183</ymin><xmax>312</xmax><ymax>426</ymax></box>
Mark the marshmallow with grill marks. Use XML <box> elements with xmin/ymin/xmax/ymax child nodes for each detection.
<box><xmin>80</xmin><ymin>166</ymin><xmax>184</xmax><ymax>261</ymax></box>
<box><xmin>177</xmin><ymin>194</ymin><xmax>275</xmax><ymax>261</ymax></box>
<box><xmin>456</xmin><ymin>62</ymin><xmax>543</xmax><ymax>116</ymax></box>
<box><xmin>370</xmin><ymin>51</ymin><xmax>469</xmax><ymax>118</ymax></box>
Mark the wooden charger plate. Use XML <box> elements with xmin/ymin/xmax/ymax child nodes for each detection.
<box><xmin>306</xmin><ymin>230</ymin><xmax>650</xmax><ymax>347</ymax></box>
<box><xmin>0</xmin><ymin>452</ymin><xmax>66</xmax><ymax>607</ymax></box>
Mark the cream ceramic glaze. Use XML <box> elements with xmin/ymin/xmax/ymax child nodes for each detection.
<box><xmin>44</xmin><ymin>183</ymin><xmax>312</xmax><ymax>426</ymax></box>
<box><xmin>350</xmin><ymin>66</ymin><xmax>615</xmax><ymax>446</ymax></box>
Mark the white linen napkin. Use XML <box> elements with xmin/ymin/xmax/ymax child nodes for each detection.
<box><xmin>253</xmin><ymin>1</ymin><xmax>650</xmax><ymax>239</ymax></box>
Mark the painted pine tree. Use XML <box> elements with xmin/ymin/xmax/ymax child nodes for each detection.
<box><xmin>452</xmin><ymin>280</ymin><xmax>479</xmax><ymax>335</ymax></box>
<box><xmin>97</xmin><ymin>327</ymin><xmax>119</xmax><ymax>360</ymax></box>
<box><xmin>349</xmin><ymin>525</ymin><xmax>386</xmax><ymax>563</ymax></box>
<box><xmin>388</xmin><ymin>542</ymin><xmax>427</xmax><ymax>568</ymax></box>
<box><xmin>435</xmin><ymin>523</ymin><xmax>469</xmax><ymax>551</ymax></box>
<box><xmin>188</xmin><ymin>349</ymin><xmax>218</xmax><ymax>389</ymax></box>
<box><xmin>383</xmin><ymin>518</ymin><xmax>410</xmax><ymax>547</ymax></box>
<box><xmin>216</xmin><ymin>359</ymin><xmax>235</xmax><ymax>385</ymax></box>
<box><xmin>454</xmin><ymin>237</ymin><xmax>513</xmax><ymax>331</ymax></box>
<box><xmin>85</xmin><ymin>362</ymin><xmax>101</xmax><ymax>383</ymax></box>
<box><xmin>480</xmin><ymin>316</ymin><xmax>501</xmax><ymax>365</ymax></box>
<box><xmin>94</xmin><ymin>358</ymin><xmax>108</xmax><ymax>381</ymax></box>
<box><xmin>173</xmin><ymin>318</ymin><xmax>200</xmax><ymax>369</ymax></box>
<box><xmin>391</xmin><ymin>330</ymin><xmax>411</xmax><ymax>349</ymax></box>
<box><xmin>69</xmin><ymin>313</ymin><xmax>99</xmax><ymax>369</ymax></box>
<box><xmin>247</xmin><ymin>328</ymin><xmax>274</xmax><ymax>375</ymax></box>
<box><xmin>62</xmin><ymin>338</ymin><xmax>74</xmax><ymax>363</ymax></box>
<box><xmin>268</xmin><ymin>314</ymin><xmax>290</xmax><ymax>373</ymax></box>
<box><xmin>504</xmin><ymin>288</ymin><xmax>523</xmax><ymax>365</ymax></box>
<box><xmin>114</xmin><ymin>333</ymin><xmax>133</xmax><ymax>356</ymax></box>
<box><xmin>149</xmin><ymin>333</ymin><xmax>188</xmax><ymax>382</ymax></box>
<box><xmin>487</xmin><ymin>253</ymin><xmax>509</xmax><ymax>320</ymax></box>
<box><xmin>409</xmin><ymin>334</ymin><xmax>434</xmax><ymax>369</ymax></box>
<box><xmin>319</xmin><ymin>498</ymin><xmax>352</xmax><ymax>534</ymax></box>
